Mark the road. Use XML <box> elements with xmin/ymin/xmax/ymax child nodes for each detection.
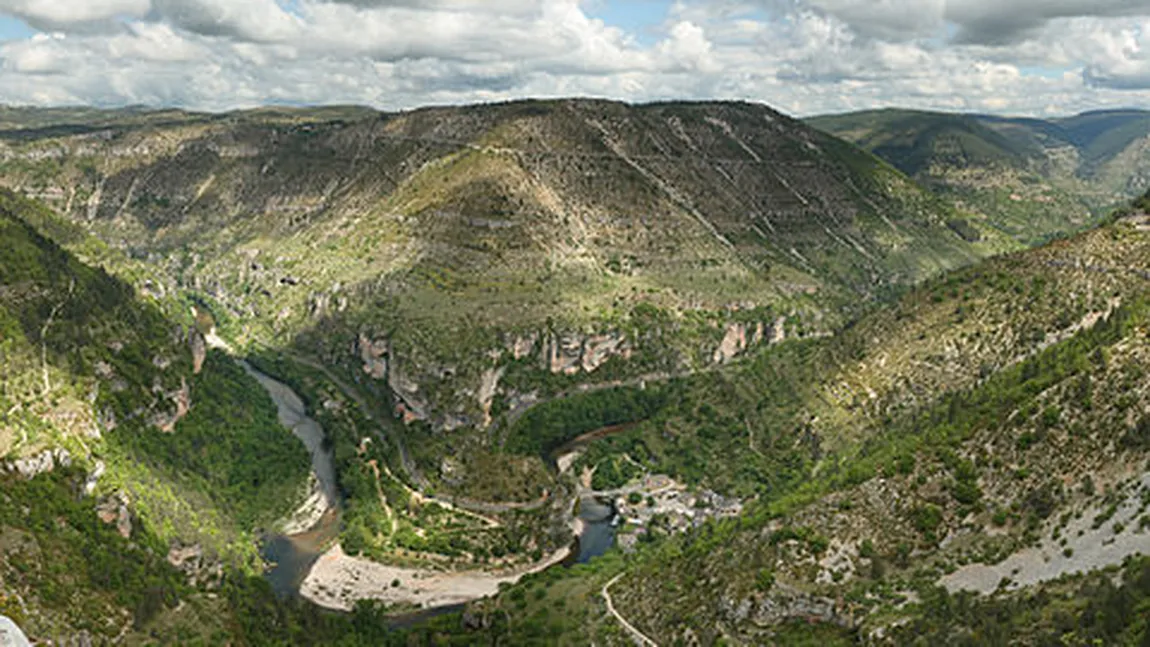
<box><xmin>602</xmin><ymin>573</ymin><xmax>659</xmax><ymax>647</ymax></box>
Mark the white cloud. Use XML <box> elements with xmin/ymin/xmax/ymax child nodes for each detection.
<box><xmin>0</xmin><ymin>0</ymin><xmax>1144</xmax><ymax>115</ymax></box>
<box><xmin>150</xmin><ymin>0</ymin><xmax>302</xmax><ymax>42</ymax></box>
<box><xmin>0</xmin><ymin>0</ymin><xmax>149</xmax><ymax>30</ymax></box>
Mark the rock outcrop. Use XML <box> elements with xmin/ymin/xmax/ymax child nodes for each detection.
<box><xmin>5</xmin><ymin>449</ymin><xmax>71</xmax><ymax>479</ymax></box>
<box><xmin>96</xmin><ymin>491</ymin><xmax>132</xmax><ymax>539</ymax></box>
<box><xmin>150</xmin><ymin>377</ymin><xmax>191</xmax><ymax>433</ymax></box>
<box><xmin>713</xmin><ymin>323</ymin><xmax>749</xmax><ymax>364</ymax></box>
<box><xmin>352</xmin><ymin>318</ymin><xmax>790</xmax><ymax>432</ymax></box>
<box><xmin>477</xmin><ymin>367</ymin><xmax>506</xmax><ymax>428</ymax></box>
<box><xmin>0</xmin><ymin>616</ymin><xmax>31</xmax><ymax>647</ymax></box>
<box><xmin>713</xmin><ymin>318</ymin><xmax>786</xmax><ymax>364</ymax></box>
<box><xmin>356</xmin><ymin>333</ymin><xmax>388</xmax><ymax>380</ymax></box>
<box><xmin>189</xmin><ymin>328</ymin><xmax>207</xmax><ymax>375</ymax></box>
<box><xmin>542</xmin><ymin>330</ymin><xmax>632</xmax><ymax>375</ymax></box>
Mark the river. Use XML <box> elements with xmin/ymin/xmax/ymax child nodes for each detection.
<box><xmin>571</xmin><ymin>497</ymin><xmax>618</xmax><ymax>564</ymax></box>
<box><xmin>243</xmin><ymin>361</ymin><xmax>615</xmax><ymax>609</ymax></box>
<box><xmin>240</xmin><ymin>361</ymin><xmax>343</xmax><ymax>597</ymax></box>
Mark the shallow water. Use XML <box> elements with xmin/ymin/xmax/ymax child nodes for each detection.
<box><xmin>575</xmin><ymin>497</ymin><xmax>617</xmax><ymax>563</ymax></box>
<box><xmin>262</xmin><ymin>509</ymin><xmax>341</xmax><ymax>597</ymax></box>
<box><xmin>240</xmin><ymin>362</ymin><xmax>341</xmax><ymax>597</ymax></box>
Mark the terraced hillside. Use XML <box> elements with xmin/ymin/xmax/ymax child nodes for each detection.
<box><xmin>0</xmin><ymin>100</ymin><xmax>1002</xmax><ymax>441</ymax></box>
<box><xmin>809</xmin><ymin>108</ymin><xmax>1150</xmax><ymax>245</ymax></box>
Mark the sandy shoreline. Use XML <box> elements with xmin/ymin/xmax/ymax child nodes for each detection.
<box><xmin>300</xmin><ymin>540</ymin><xmax>575</xmax><ymax>611</ymax></box>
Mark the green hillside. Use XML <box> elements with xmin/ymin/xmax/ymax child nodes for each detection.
<box><xmin>809</xmin><ymin>108</ymin><xmax>1150</xmax><ymax>245</ymax></box>
<box><xmin>0</xmin><ymin>192</ymin><xmax>316</xmax><ymax>640</ymax></box>
<box><xmin>406</xmin><ymin>192</ymin><xmax>1150</xmax><ymax>645</ymax></box>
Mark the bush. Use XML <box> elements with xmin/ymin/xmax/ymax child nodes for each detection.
<box><xmin>756</xmin><ymin>569</ymin><xmax>776</xmax><ymax>592</ymax></box>
<box><xmin>912</xmin><ymin>505</ymin><xmax>944</xmax><ymax>540</ymax></box>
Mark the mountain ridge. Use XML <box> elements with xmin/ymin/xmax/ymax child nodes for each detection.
<box><xmin>808</xmin><ymin>107</ymin><xmax>1150</xmax><ymax>245</ymax></box>
<box><xmin>0</xmin><ymin>98</ymin><xmax>1002</xmax><ymax>438</ymax></box>
<box><xmin>3</xmin><ymin>100</ymin><xmax>1150</xmax><ymax>644</ymax></box>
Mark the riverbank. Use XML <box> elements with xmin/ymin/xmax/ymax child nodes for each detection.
<box><xmin>243</xmin><ymin>349</ymin><xmax>611</xmax><ymax>614</ymax></box>
<box><xmin>300</xmin><ymin>541</ymin><xmax>575</xmax><ymax>612</ymax></box>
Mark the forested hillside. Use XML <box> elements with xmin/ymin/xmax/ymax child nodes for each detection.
<box><xmin>0</xmin><ymin>193</ymin><xmax>315</xmax><ymax>641</ymax></box>
<box><xmin>406</xmin><ymin>193</ymin><xmax>1150</xmax><ymax>644</ymax></box>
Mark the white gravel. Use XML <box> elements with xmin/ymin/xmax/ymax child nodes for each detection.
<box><xmin>942</xmin><ymin>471</ymin><xmax>1150</xmax><ymax>595</ymax></box>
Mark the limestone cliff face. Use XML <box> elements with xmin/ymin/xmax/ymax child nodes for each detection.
<box><xmin>541</xmin><ymin>331</ymin><xmax>632</xmax><ymax>375</ymax></box>
<box><xmin>354</xmin><ymin>316</ymin><xmax>786</xmax><ymax>431</ymax></box>
<box><xmin>477</xmin><ymin>367</ymin><xmax>506</xmax><ymax>428</ymax></box>
<box><xmin>712</xmin><ymin>317</ymin><xmax>787</xmax><ymax>364</ymax></box>
<box><xmin>189</xmin><ymin>329</ymin><xmax>207</xmax><ymax>375</ymax></box>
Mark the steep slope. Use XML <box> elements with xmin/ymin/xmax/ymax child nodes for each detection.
<box><xmin>410</xmin><ymin>195</ymin><xmax>1150</xmax><ymax>644</ymax></box>
<box><xmin>0</xmin><ymin>192</ymin><xmax>315</xmax><ymax>641</ymax></box>
<box><xmin>809</xmin><ymin>108</ymin><xmax>1150</xmax><ymax>245</ymax></box>
<box><xmin>0</xmin><ymin>99</ymin><xmax>999</xmax><ymax>440</ymax></box>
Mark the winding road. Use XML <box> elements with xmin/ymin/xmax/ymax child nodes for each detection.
<box><xmin>603</xmin><ymin>573</ymin><xmax>659</xmax><ymax>647</ymax></box>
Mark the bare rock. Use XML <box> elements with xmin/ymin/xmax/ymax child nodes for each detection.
<box><xmin>356</xmin><ymin>333</ymin><xmax>389</xmax><ymax>380</ymax></box>
<box><xmin>96</xmin><ymin>492</ymin><xmax>132</xmax><ymax>539</ymax></box>
<box><xmin>770</xmin><ymin>316</ymin><xmax>787</xmax><ymax>344</ymax></box>
<box><xmin>189</xmin><ymin>328</ymin><xmax>207</xmax><ymax>375</ymax></box>
<box><xmin>546</xmin><ymin>332</ymin><xmax>584</xmax><ymax>375</ymax></box>
<box><xmin>713</xmin><ymin>323</ymin><xmax>749</xmax><ymax>364</ymax></box>
<box><xmin>751</xmin><ymin>584</ymin><xmax>852</xmax><ymax>628</ymax></box>
<box><xmin>388</xmin><ymin>358</ymin><xmax>428</xmax><ymax>423</ymax></box>
<box><xmin>582</xmin><ymin>333</ymin><xmax>628</xmax><ymax>372</ymax></box>
<box><xmin>543</xmin><ymin>330</ymin><xmax>630</xmax><ymax>375</ymax></box>
<box><xmin>508</xmin><ymin>334</ymin><xmax>537</xmax><ymax>360</ymax></box>
<box><xmin>167</xmin><ymin>543</ymin><xmax>204</xmax><ymax>573</ymax></box>
<box><xmin>0</xmin><ymin>617</ymin><xmax>31</xmax><ymax>647</ymax></box>
<box><xmin>83</xmin><ymin>460</ymin><xmax>106</xmax><ymax>496</ymax></box>
<box><xmin>151</xmin><ymin>377</ymin><xmax>191</xmax><ymax>433</ymax></box>
<box><xmin>477</xmin><ymin>367</ymin><xmax>506</xmax><ymax>428</ymax></box>
<box><xmin>6</xmin><ymin>449</ymin><xmax>71</xmax><ymax>479</ymax></box>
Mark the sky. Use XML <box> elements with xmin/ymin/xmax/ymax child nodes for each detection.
<box><xmin>0</xmin><ymin>0</ymin><xmax>1145</xmax><ymax>117</ymax></box>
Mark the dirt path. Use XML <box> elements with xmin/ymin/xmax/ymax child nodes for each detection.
<box><xmin>602</xmin><ymin>573</ymin><xmax>659</xmax><ymax>647</ymax></box>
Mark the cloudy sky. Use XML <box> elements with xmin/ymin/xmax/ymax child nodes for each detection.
<box><xmin>0</xmin><ymin>0</ymin><xmax>1146</xmax><ymax>116</ymax></box>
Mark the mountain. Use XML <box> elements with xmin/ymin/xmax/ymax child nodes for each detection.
<box><xmin>413</xmin><ymin>192</ymin><xmax>1150</xmax><ymax>645</ymax></box>
<box><xmin>808</xmin><ymin>108</ymin><xmax>1150</xmax><ymax>245</ymax></box>
<box><xmin>4</xmin><ymin>99</ymin><xmax>1149</xmax><ymax>644</ymax></box>
<box><xmin>0</xmin><ymin>99</ymin><xmax>1003</xmax><ymax>463</ymax></box>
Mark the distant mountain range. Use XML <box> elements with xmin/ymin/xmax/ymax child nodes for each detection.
<box><xmin>809</xmin><ymin>108</ymin><xmax>1150</xmax><ymax>244</ymax></box>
